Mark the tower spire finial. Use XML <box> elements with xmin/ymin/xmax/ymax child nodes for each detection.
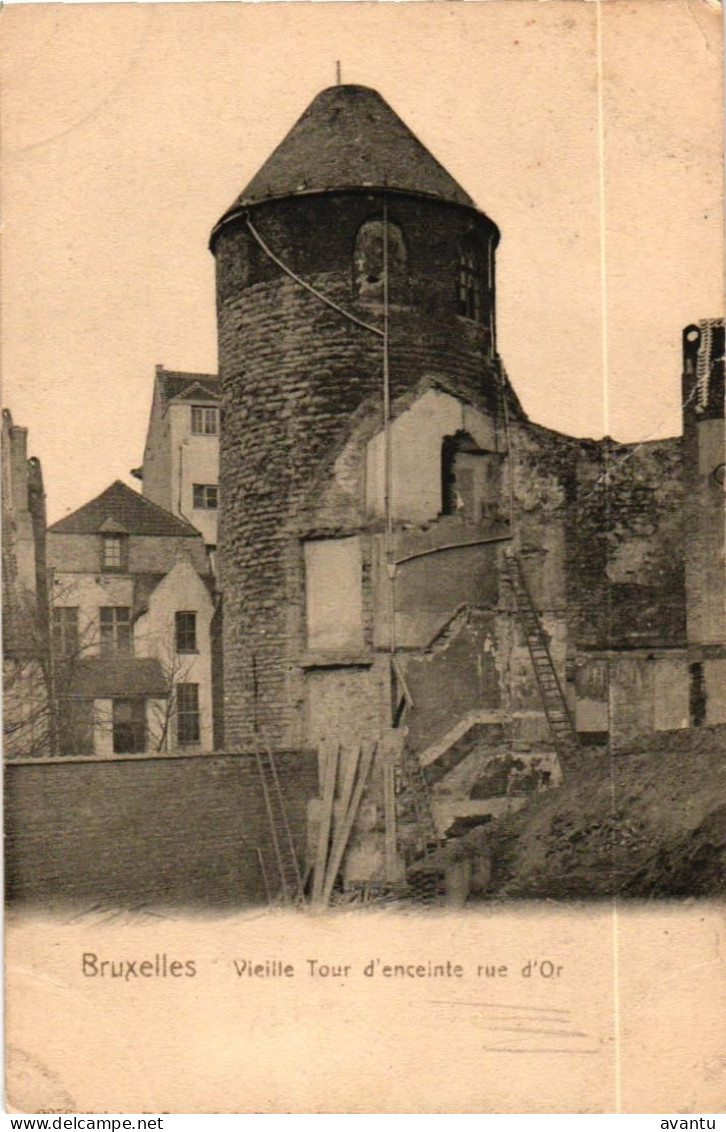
<box><xmin>336</xmin><ymin>61</ymin><xmax>342</xmax><ymax>85</ymax></box>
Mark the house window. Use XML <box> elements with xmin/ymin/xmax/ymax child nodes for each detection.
<box><xmin>52</xmin><ymin>607</ymin><xmax>79</xmax><ymax>659</ymax></box>
<box><xmin>99</xmin><ymin>606</ymin><xmax>132</xmax><ymax>656</ymax></box>
<box><xmin>354</xmin><ymin>219</ymin><xmax>408</xmax><ymax>303</ymax></box>
<box><xmin>191</xmin><ymin>406</ymin><xmax>218</xmax><ymax>435</ymax></box>
<box><xmin>112</xmin><ymin>699</ymin><xmax>147</xmax><ymax>754</ymax></box>
<box><xmin>456</xmin><ymin>240</ymin><xmax>485</xmax><ymax>322</ymax></box>
<box><xmin>193</xmin><ymin>484</ymin><xmax>218</xmax><ymax>510</ymax></box>
<box><xmin>175</xmin><ymin>611</ymin><xmax>197</xmax><ymax>653</ymax></box>
<box><xmin>102</xmin><ymin>534</ymin><xmax>127</xmax><ymax>572</ymax></box>
<box><xmin>177</xmin><ymin>683</ymin><xmax>200</xmax><ymax>744</ymax></box>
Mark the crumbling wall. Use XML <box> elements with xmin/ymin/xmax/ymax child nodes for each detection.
<box><xmin>304</xmin><ymin>661</ymin><xmax>388</xmax><ymax>750</ymax></box>
<box><xmin>382</xmin><ymin>533</ymin><xmax>501</xmax><ymax>651</ymax></box>
<box><xmin>215</xmin><ymin>192</ymin><xmax>505</xmax><ymax>749</ymax></box>
<box><xmin>505</xmin><ymin>418</ymin><xmax>687</xmax><ymax>651</ymax></box>
<box><xmin>403</xmin><ymin>610</ymin><xmax>501</xmax><ymax>755</ymax></box>
<box><xmin>568</xmin><ymin>437</ymin><xmax>686</xmax><ymax>650</ymax></box>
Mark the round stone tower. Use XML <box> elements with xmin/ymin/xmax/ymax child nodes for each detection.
<box><xmin>210</xmin><ymin>84</ymin><xmax>505</xmax><ymax>750</ymax></box>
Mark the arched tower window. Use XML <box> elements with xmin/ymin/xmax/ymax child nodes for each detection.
<box><xmin>354</xmin><ymin>219</ymin><xmax>407</xmax><ymax>303</ymax></box>
<box><xmin>456</xmin><ymin>238</ymin><xmax>486</xmax><ymax>322</ymax></box>
<box><xmin>441</xmin><ymin>431</ymin><xmax>500</xmax><ymax>523</ymax></box>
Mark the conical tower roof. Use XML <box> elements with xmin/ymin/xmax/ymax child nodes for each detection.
<box><xmin>215</xmin><ymin>84</ymin><xmax>480</xmax><ymax>230</ymax></box>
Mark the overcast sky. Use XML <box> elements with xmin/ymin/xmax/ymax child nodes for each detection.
<box><xmin>2</xmin><ymin>1</ymin><xmax>723</xmax><ymax>523</ymax></box>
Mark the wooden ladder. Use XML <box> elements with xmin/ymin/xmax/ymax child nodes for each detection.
<box><xmin>256</xmin><ymin>745</ymin><xmax>303</xmax><ymax>905</ymax></box>
<box><xmin>503</xmin><ymin>553</ymin><xmax>582</xmax><ymax>775</ymax></box>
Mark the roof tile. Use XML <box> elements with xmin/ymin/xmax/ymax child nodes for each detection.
<box><xmin>216</xmin><ymin>85</ymin><xmax>483</xmax><ymax>230</ymax></box>
<box><xmin>157</xmin><ymin>368</ymin><xmax>220</xmax><ymax>407</ymax></box>
<box><xmin>62</xmin><ymin>656</ymin><xmax>168</xmax><ymax>699</ymax></box>
<box><xmin>49</xmin><ymin>481</ymin><xmax>201</xmax><ymax>538</ymax></box>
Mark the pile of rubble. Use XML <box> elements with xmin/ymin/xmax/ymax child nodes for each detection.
<box><xmin>469</xmin><ymin>727</ymin><xmax>726</xmax><ymax>900</ymax></box>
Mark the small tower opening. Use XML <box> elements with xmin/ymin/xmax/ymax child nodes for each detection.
<box><xmin>456</xmin><ymin>237</ymin><xmax>486</xmax><ymax>322</ymax></box>
<box><xmin>354</xmin><ymin>218</ymin><xmax>407</xmax><ymax>302</ymax></box>
<box><xmin>441</xmin><ymin>431</ymin><xmax>499</xmax><ymax>523</ymax></box>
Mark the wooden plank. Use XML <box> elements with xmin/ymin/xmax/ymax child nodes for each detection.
<box><xmin>317</xmin><ymin>745</ymin><xmax>360</xmax><ymax>906</ymax></box>
<box><xmin>333</xmin><ymin>744</ymin><xmax>360</xmax><ymax>845</ymax></box>
<box><xmin>392</xmin><ymin>654</ymin><xmax>414</xmax><ymax>708</ymax></box>
<box><xmin>312</xmin><ymin>743</ymin><xmax>339</xmax><ymax>904</ymax></box>
<box><xmin>321</xmin><ymin>742</ymin><xmax>376</xmax><ymax>906</ymax></box>
<box><xmin>383</xmin><ymin>761</ymin><xmax>397</xmax><ymax>882</ymax></box>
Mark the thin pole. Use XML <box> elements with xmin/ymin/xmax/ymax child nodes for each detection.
<box><xmin>501</xmin><ymin>374</ymin><xmax>515</xmax><ymax>532</ymax></box>
<box><xmin>382</xmin><ymin>195</ymin><xmax>396</xmax><ymax>658</ymax></box>
<box><xmin>46</xmin><ymin>566</ymin><xmax>59</xmax><ymax>756</ymax></box>
<box><xmin>256</xmin><ymin>847</ymin><xmax>272</xmax><ymax>906</ymax></box>
<box><xmin>265</xmin><ymin>738</ymin><xmax>303</xmax><ymax>894</ymax></box>
<box><xmin>383</xmin><ymin>762</ymin><xmax>397</xmax><ymax>882</ymax></box>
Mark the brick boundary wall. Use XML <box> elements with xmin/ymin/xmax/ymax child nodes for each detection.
<box><xmin>5</xmin><ymin>750</ymin><xmax>318</xmax><ymax>909</ymax></box>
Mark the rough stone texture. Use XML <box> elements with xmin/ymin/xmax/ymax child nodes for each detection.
<box><xmin>2</xmin><ymin>411</ymin><xmax>51</xmax><ymax>758</ymax></box>
<box><xmin>305</xmin><ymin>661</ymin><xmax>387</xmax><ymax>750</ymax></box>
<box><xmin>5</xmin><ymin>751</ymin><xmax>317</xmax><ymax>908</ymax></box>
<box><xmin>506</xmin><ymin>417</ymin><xmax>687</xmax><ymax>651</ymax></box>
<box><xmin>215</xmin><ymin>190</ymin><xmax>504</xmax><ymax>748</ymax></box>
<box><xmin>568</xmin><ymin>436</ymin><xmax>686</xmax><ymax>650</ymax></box>
<box><xmin>212</xmin><ymin>86</ymin><xmax>722</xmax><ymax>836</ymax></box>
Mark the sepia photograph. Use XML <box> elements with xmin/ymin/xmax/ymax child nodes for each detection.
<box><xmin>2</xmin><ymin>0</ymin><xmax>725</xmax><ymax>1114</ymax></box>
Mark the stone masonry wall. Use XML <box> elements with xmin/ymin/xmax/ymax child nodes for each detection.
<box><xmin>507</xmin><ymin>418</ymin><xmax>686</xmax><ymax>651</ymax></box>
<box><xmin>568</xmin><ymin>436</ymin><xmax>686</xmax><ymax>649</ymax></box>
<box><xmin>215</xmin><ymin>191</ymin><xmax>505</xmax><ymax>748</ymax></box>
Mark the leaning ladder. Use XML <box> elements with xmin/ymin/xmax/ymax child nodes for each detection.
<box><xmin>503</xmin><ymin>553</ymin><xmax>582</xmax><ymax>776</ymax></box>
<box><xmin>256</xmin><ymin>744</ymin><xmax>303</xmax><ymax>905</ymax></box>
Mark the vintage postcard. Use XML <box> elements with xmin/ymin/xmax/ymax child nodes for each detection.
<box><xmin>2</xmin><ymin>0</ymin><xmax>725</xmax><ymax>1115</ymax></box>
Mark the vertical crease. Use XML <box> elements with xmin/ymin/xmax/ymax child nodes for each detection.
<box><xmin>596</xmin><ymin>0</ymin><xmax>622</xmax><ymax>1115</ymax></box>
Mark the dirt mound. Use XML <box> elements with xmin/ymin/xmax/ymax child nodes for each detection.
<box><xmin>624</xmin><ymin>804</ymin><xmax>726</xmax><ymax>897</ymax></box>
<box><xmin>478</xmin><ymin>729</ymin><xmax>726</xmax><ymax>900</ymax></box>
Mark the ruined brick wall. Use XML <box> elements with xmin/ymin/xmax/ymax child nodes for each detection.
<box><xmin>506</xmin><ymin>417</ymin><xmax>687</xmax><ymax>651</ymax></box>
<box><xmin>214</xmin><ymin>191</ymin><xmax>505</xmax><ymax>748</ymax></box>
<box><xmin>498</xmin><ymin>416</ymin><xmax>689</xmax><ymax>749</ymax></box>
<box><xmin>5</xmin><ymin>751</ymin><xmax>318</xmax><ymax>908</ymax></box>
<box><xmin>567</xmin><ymin>436</ymin><xmax>686</xmax><ymax>649</ymax></box>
